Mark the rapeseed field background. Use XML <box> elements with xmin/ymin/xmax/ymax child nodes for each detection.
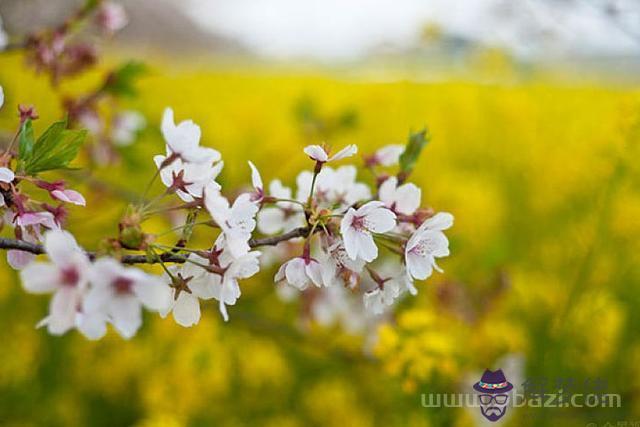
<box><xmin>0</xmin><ymin>51</ymin><xmax>639</xmax><ymax>426</ymax></box>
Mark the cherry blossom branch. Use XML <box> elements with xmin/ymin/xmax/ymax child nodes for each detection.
<box><xmin>248</xmin><ymin>226</ymin><xmax>309</xmax><ymax>247</ymax></box>
<box><xmin>0</xmin><ymin>226</ymin><xmax>311</xmax><ymax>265</ymax></box>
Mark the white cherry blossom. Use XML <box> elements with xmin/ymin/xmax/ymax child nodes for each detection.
<box><xmin>84</xmin><ymin>258</ymin><xmax>172</xmax><ymax>339</ymax></box>
<box><xmin>363</xmin><ymin>280</ymin><xmax>400</xmax><ymax>315</ymax></box>
<box><xmin>295</xmin><ymin>168</ymin><xmax>333</xmax><ymax>204</ymax></box>
<box><xmin>159</xmin><ymin>259</ymin><xmax>216</xmax><ymax>327</ymax></box>
<box><xmin>257</xmin><ymin>179</ymin><xmax>305</xmax><ymax>234</ymax></box>
<box><xmin>162</xmin><ymin>237</ymin><xmax>261</xmax><ymax>323</ymax></box>
<box><xmin>361</xmin><ymin>262</ymin><xmax>414</xmax><ymax>314</ymax></box>
<box><xmin>154</xmin><ymin>154</ymin><xmax>223</xmax><ymax>202</ymax></box>
<box><xmin>373</xmin><ymin>144</ymin><xmax>404</xmax><ymax>166</ymax></box>
<box><xmin>330</xmin><ymin>166</ymin><xmax>371</xmax><ymax>208</ymax></box>
<box><xmin>74</xmin><ymin>310</ymin><xmax>110</xmax><ymax>340</ymax></box>
<box><xmin>311</xmin><ymin>285</ymin><xmax>367</xmax><ymax>334</ymax></box>
<box><xmin>112</xmin><ymin>110</ymin><xmax>145</xmax><ymax>146</ymax></box>
<box><xmin>275</xmin><ymin>256</ymin><xmax>323</xmax><ymax>290</ymax></box>
<box><xmin>204</xmin><ymin>188</ymin><xmax>259</xmax><ymax>258</ymax></box>
<box><xmin>405</xmin><ymin>212</ymin><xmax>454</xmax><ymax>280</ymax></box>
<box><xmin>214</xmin><ymin>239</ymin><xmax>261</xmax><ymax>321</ymax></box>
<box><xmin>19</xmin><ymin>230</ymin><xmax>91</xmax><ymax>335</ymax></box>
<box><xmin>294</xmin><ymin>166</ymin><xmax>369</xmax><ymax>209</ymax></box>
<box><xmin>161</xmin><ymin>108</ymin><xmax>220</xmax><ymax>164</ymax></box>
<box><xmin>379</xmin><ymin>176</ymin><xmax>421</xmax><ymax>215</ymax></box>
<box><xmin>318</xmin><ymin>238</ymin><xmax>365</xmax><ymax>287</ymax></box>
<box><xmin>340</xmin><ymin>201</ymin><xmax>396</xmax><ymax>262</ymax></box>
<box><xmin>303</xmin><ymin>144</ymin><xmax>357</xmax><ymax>163</ymax></box>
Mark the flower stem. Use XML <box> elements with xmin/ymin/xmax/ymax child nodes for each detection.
<box><xmin>271</xmin><ymin>198</ymin><xmax>306</xmax><ymax>207</ymax></box>
<box><xmin>307</xmin><ymin>161</ymin><xmax>322</xmax><ymax>207</ymax></box>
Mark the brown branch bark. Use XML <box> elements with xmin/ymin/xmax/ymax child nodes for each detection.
<box><xmin>0</xmin><ymin>227</ymin><xmax>310</xmax><ymax>265</ymax></box>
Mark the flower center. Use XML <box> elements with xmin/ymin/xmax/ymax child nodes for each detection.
<box><xmin>60</xmin><ymin>267</ymin><xmax>80</xmax><ymax>287</ymax></box>
<box><xmin>411</xmin><ymin>238</ymin><xmax>436</xmax><ymax>257</ymax></box>
<box><xmin>351</xmin><ymin>215</ymin><xmax>368</xmax><ymax>231</ymax></box>
<box><xmin>113</xmin><ymin>277</ymin><xmax>134</xmax><ymax>294</ymax></box>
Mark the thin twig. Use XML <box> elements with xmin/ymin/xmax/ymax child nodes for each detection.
<box><xmin>0</xmin><ymin>226</ymin><xmax>311</xmax><ymax>265</ymax></box>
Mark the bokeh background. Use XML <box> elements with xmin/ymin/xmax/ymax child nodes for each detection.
<box><xmin>0</xmin><ymin>0</ymin><xmax>640</xmax><ymax>426</ymax></box>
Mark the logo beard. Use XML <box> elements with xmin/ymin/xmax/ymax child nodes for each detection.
<box><xmin>481</xmin><ymin>405</ymin><xmax>506</xmax><ymax>422</ymax></box>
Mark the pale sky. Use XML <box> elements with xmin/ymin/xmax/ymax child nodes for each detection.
<box><xmin>187</xmin><ymin>0</ymin><xmax>640</xmax><ymax>60</ymax></box>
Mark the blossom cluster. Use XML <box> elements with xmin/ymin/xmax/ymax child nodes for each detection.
<box><xmin>0</xmin><ymin>76</ymin><xmax>452</xmax><ymax>339</ymax></box>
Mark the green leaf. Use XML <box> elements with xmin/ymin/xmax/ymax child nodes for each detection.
<box><xmin>398</xmin><ymin>128</ymin><xmax>430</xmax><ymax>180</ymax></box>
<box><xmin>18</xmin><ymin>119</ymin><xmax>35</xmax><ymax>163</ymax></box>
<box><xmin>23</xmin><ymin>119</ymin><xmax>86</xmax><ymax>175</ymax></box>
<box><xmin>105</xmin><ymin>61</ymin><xmax>147</xmax><ymax>98</ymax></box>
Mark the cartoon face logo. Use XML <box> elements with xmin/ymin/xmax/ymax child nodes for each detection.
<box><xmin>473</xmin><ymin>369</ymin><xmax>513</xmax><ymax>422</ymax></box>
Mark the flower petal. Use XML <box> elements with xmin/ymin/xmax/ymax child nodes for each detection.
<box><xmin>394</xmin><ymin>183</ymin><xmax>421</xmax><ymax>215</ymax></box>
<box><xmin>269</xmin><ymin>179</ymin><xmax>292</xmax><ymax>200</ymax></box>
<box><xmin>20</xmin><ymin>262</ymin><xmax>59</xmax><ymax>293</ymax></box>
<box><xmin>284</xmin><ymin>258</ymin><xmax>308</xmax><ymax>289</ymax></box>
<box><xmin>329</xmin><ymin>144</ymin><xmax>357</xmax><ymax>161</ymax></box>
<box><xmin>44</xmin><ymin>230</ymin><xmax>83</xmax><ymax>267</ymax></box>
<box><xmin>134</xmin><ymin>278</ymin><xmax>173</xmax><ymax>311</ymax></box>
<box><xmin>51</xmin><ymin>189</ymin><xmax>86</xmax><ymax>206</ymax></box>
<box><xmin>375</xmin><ymin>144</ymin><xmax>404</xmax><ymax>166</ymax></box>
<box><xmin>355</xmin><ymin>232</ymin><xmax>378</xmax><ymax>262</ymax></box>
<box><xmin>365</xmin><ymin>207</ymin><xmax>396</xmax><ymax>233</ymax></box>
<box><xmin>421</xmin><ymin>212</ymin><xmax>454</xmax><ymax>231</ymax></box>
<box><xmin>172</xmin><ymin>292</ymin><xmax>201</xmax><ymax>327</ymax></box>
<box><xmin>110</xmin><ymin>295</ymin><xmax>142</xmax><ymax>339</ymax></box>
<box><xmin>305</xmin><ymin>261</ymin><xmax>323</xmax><ymax>287</ymax></box>
<box><xmin>303</xmin><ymin>145</ymin><xmax>328</xmax><ymax>162</ymax></box>
<box><xmin>356</xmin><ymin>200</ymin><xmax>385</xmax><ymax>215</ymax></box>
<box><xmin>8</xmin><ymin>250</ymin><xmax>35</xmax><ymax>270</ymax></box>
<box><xmin>257</xmin><ymin>207</ymin><xmax>284</xmax><ymax>235</ymax></box>
<box><xmin>248</xmin><ymin>161</ymin><xmax>263</xmax><ymax>191</ymax></box>
<box><xmin>406</xmin><ymin>252</ymin><xmax>433</xmax><ymax>280</ymax></box>
<box><xmin>378</xmin><ymin>177</ymin><xmax>396</xmax><ymax>206</ymax></box>
<box><xmin>77</xmin><ymin>311</ymin><xmax>108</xmax><ymax>340</ymax></box>
<box><xmin>47</xmin><ymin>287</ymin><xmax>79</xmax><ymax>335</ymax></box>
<box><xmin>0</xmin><ymin>167</ymin><xmax>15</xmax><ymax>183</ymax></box>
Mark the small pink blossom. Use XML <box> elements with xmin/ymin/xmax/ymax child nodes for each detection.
<box><xmin>51</xmin><ymin>189</ymin><xmax>86</xmax><ymax>206</ymax></box>
<box><xmin>16</xmin><ymin>211</ymin><xmax>58</xmax><ymax>230</ymax></box>
<box><xmin>95</xmin><ymin>2</ymin><xmax>128</xmax><ymax>34</ymax></box>
<box><xmin>8</xmin><ymin>249</ymin><xmax>36</xmax><ymax>270</ymax></box>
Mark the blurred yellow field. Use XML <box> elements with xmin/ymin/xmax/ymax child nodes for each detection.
<box><xmin>1</xmin><ymin>47</ymin><xmax>639</xmax><ymax>426</ymax></box>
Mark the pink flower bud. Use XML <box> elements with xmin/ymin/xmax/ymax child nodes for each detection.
<box><xmin>96</xmin><ymin>2</ymin><xmax>128</xmax><ymax>34</ymax></box>
<box><xmin>51</xmin><ymin>189</ymin><xmax>86</xmax><ymax>206</ymax></box>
